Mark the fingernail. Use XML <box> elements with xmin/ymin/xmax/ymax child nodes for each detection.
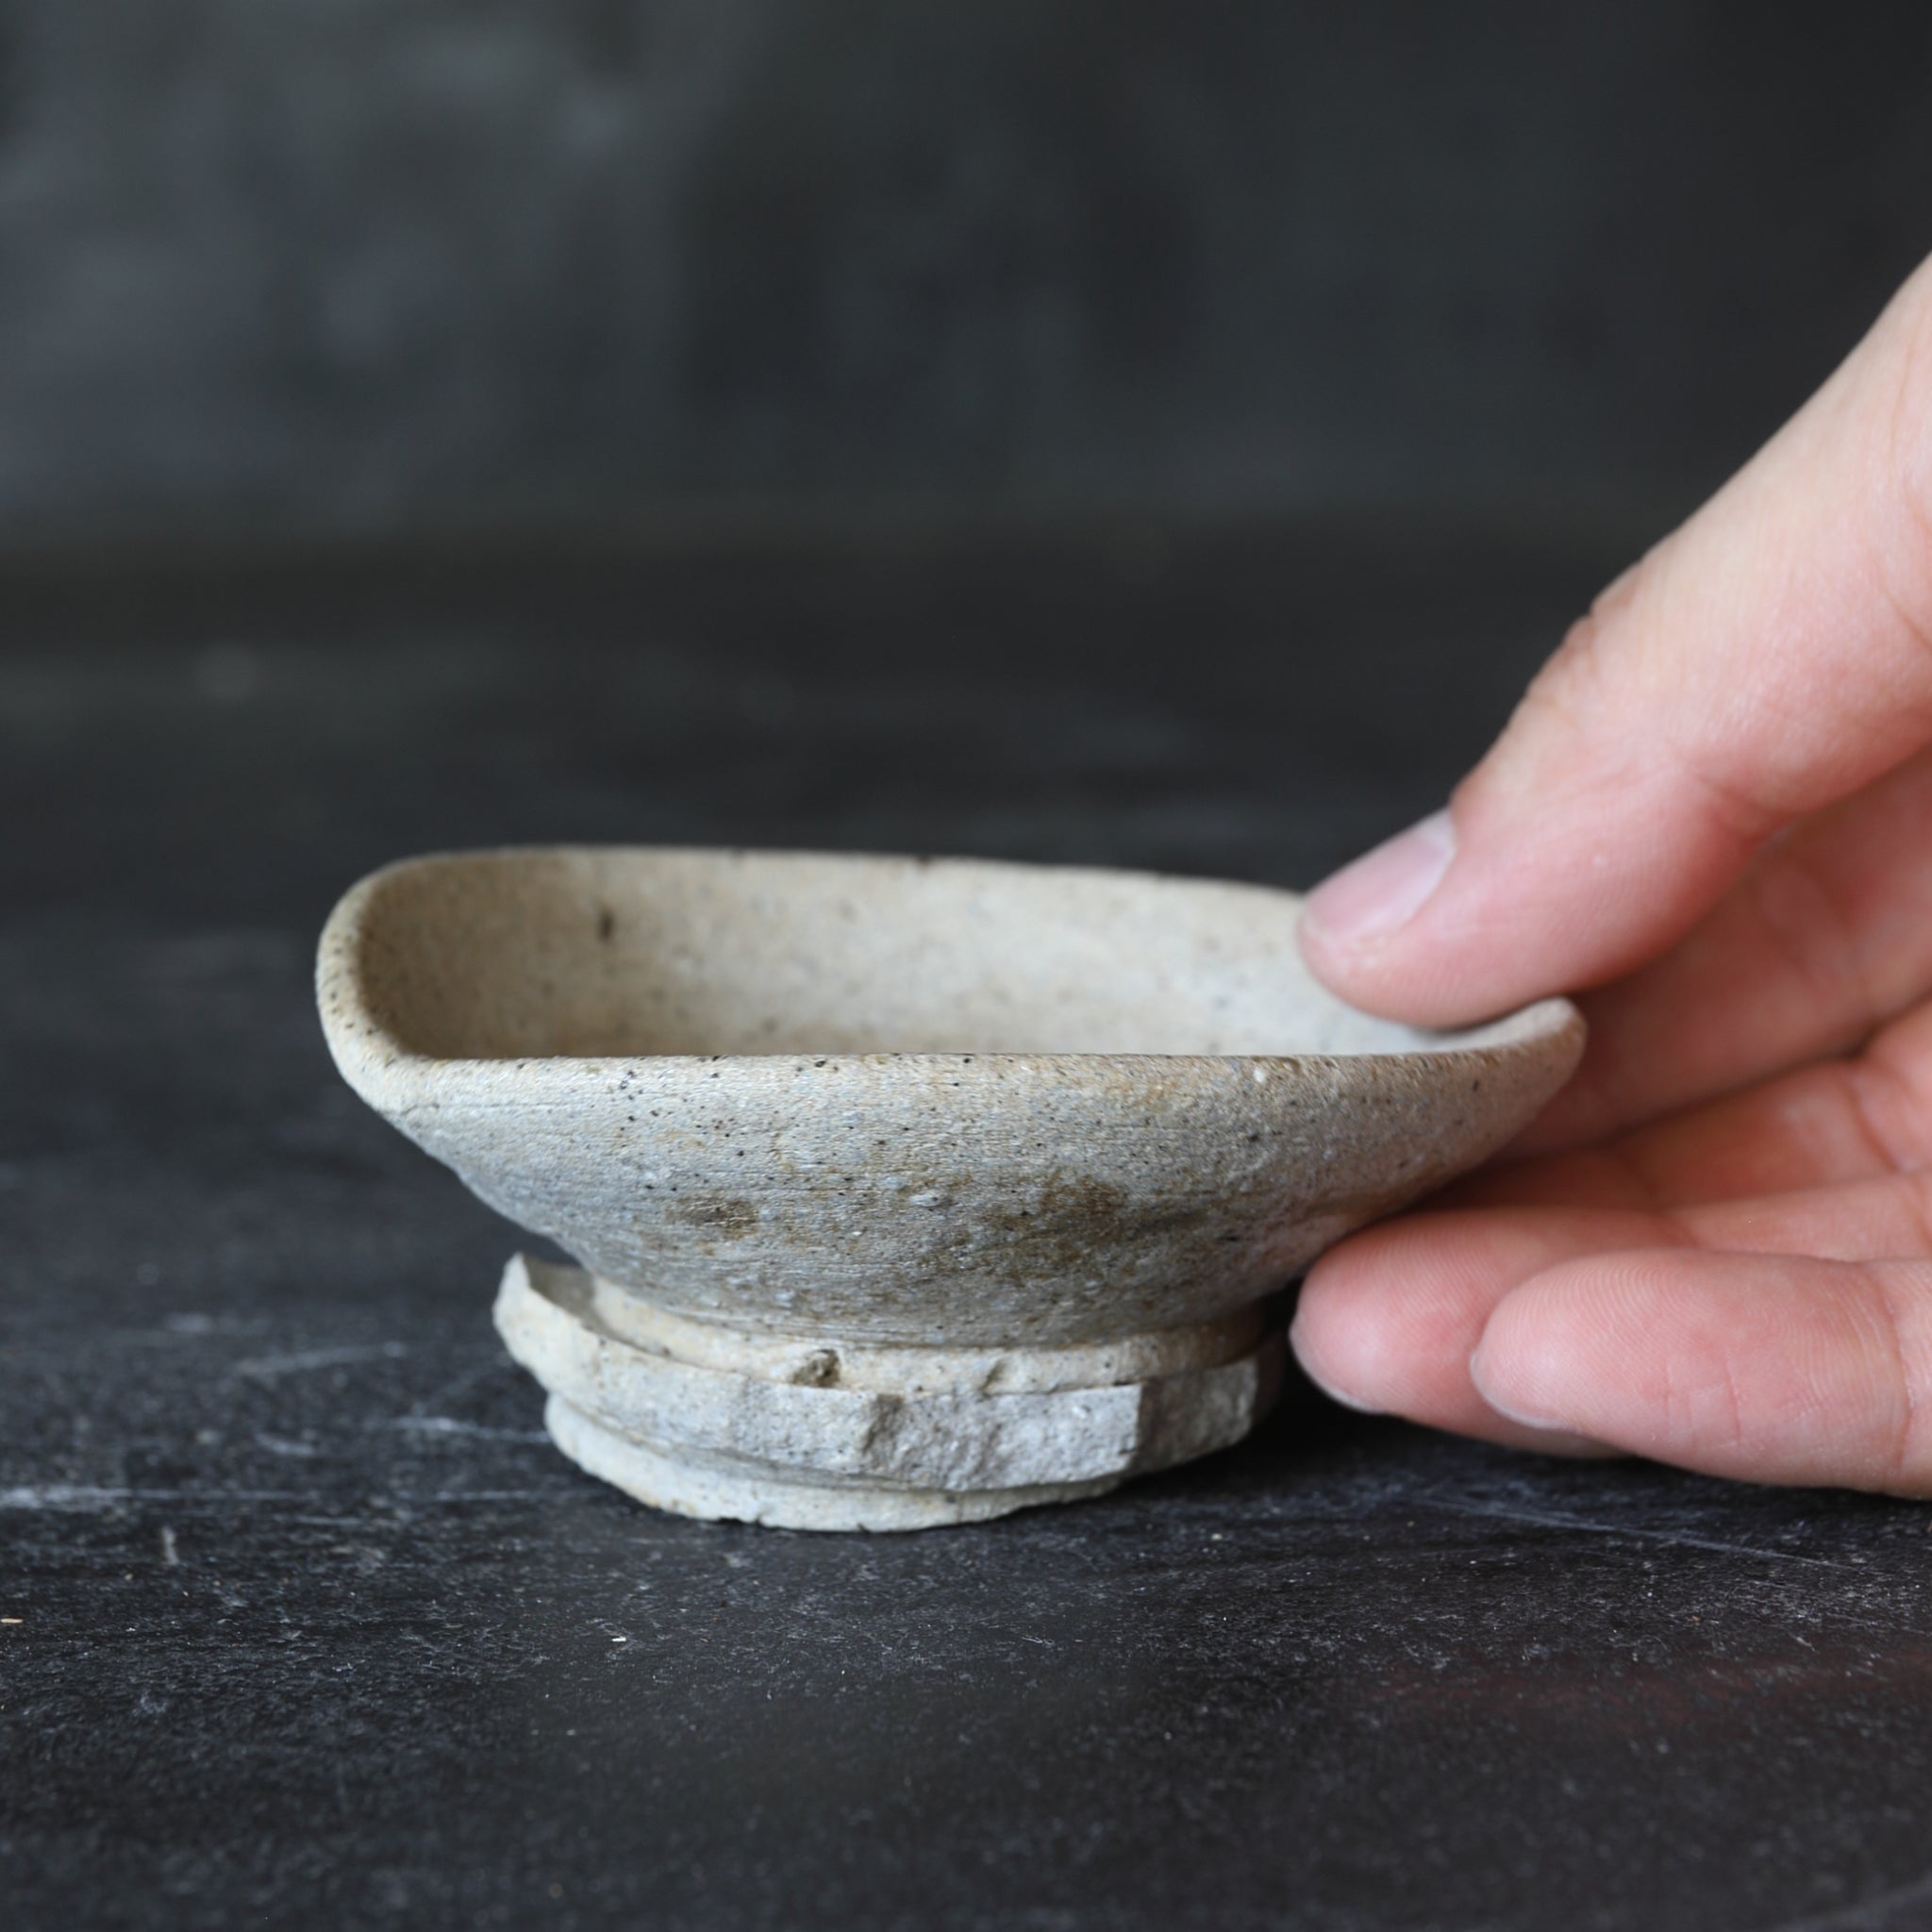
<box><xmin>1287</xmin><ymin>1322</ymin><xmax>1388</xmax><ymax>1414</ymax></box>
<box><xmin>1467</xmin><ymin>1349</ymin><xmax>1617</xmax><ymax>1455</ymax></box>
<box><xmin>1468</xmin><ymin>1344</ymin><xmax>1576</xmax><ymax>1433</ymax></box>
<box><xmin>1304</xmin><ymin>809</ymin><xmax>1456</xmax><ymax>948</ymax></box>
<box><xmin>1297</xmin><ymin>1359</ymin><xmax>1387</xmax><ymax>1415</ymax></box>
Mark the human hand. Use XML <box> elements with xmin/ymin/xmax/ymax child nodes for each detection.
<box><xmin>1291</xmin><ymin>258</ymin><xmax>1932</xmax><ymax>1494</ymax></box>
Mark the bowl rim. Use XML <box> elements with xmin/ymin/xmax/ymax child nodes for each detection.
<box><xmin>316</xmin><ymin>844</ymin><xmax>1585</xmax><ymax>1101</ymax></box>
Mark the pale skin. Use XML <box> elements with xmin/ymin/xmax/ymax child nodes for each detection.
<box><xmin>1291</xmin><ymin>254</ymin><xmax>1932</xmax><ymax>1496</ymax></box>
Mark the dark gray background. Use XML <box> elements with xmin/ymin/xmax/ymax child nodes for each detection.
<box><xmin>3</xmin><ymin>0</ymin><xmax>1929</xmax><ymax>546</ymax></box>
<box><xmin>11</xmin><ymin>12</ymin><xmax>1932</xmax><ymax>1928</ymax></box>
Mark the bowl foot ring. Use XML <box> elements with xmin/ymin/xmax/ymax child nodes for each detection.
<box><xmin>493</xmin><ymin>1254</ymin><xmax>1283</xmax><ymax>1532</ymax></box>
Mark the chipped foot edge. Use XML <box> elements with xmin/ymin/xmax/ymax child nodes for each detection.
<box><xmin>494</xmin><ymin>1254</ymin><xmax>1284</xmax><ymax>1532</ymax></box>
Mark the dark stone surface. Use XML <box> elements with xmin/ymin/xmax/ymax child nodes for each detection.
<box><xmin>6</xmin><ymin>525</ymin><xmax>1932</xmax><ymax>1930</ymax></box>
<box><xmin>1</xmin><ymin>2</ymin><xmax>1930</xmax><ymax>540</ymax></box>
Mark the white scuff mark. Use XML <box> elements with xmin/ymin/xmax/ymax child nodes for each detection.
<box><xmin>419</xmin><ymin>1489</ymin><xmax>564</xmax><ymax>1504</ymax></box>
<box><xmin>1426</xmin><ymin>1495</ymin><xmax>1861</xmax><ymax>1571</ymax></box>
<box><xmin>159</xmin><ymin>1524</ymin><xmax>179</xmax><ymax>1566</ymax></box>
<box><xmin>383</xmin><ymin>1416</ymin><xmax>549</xmax><ymax>1442</ymax></box>
<box><xmin>2</xmin><ymin>1484</ymin><xmax>139</xmax><ymax>1511</ymax></box>
<box><xmin>233</xmin><ymin>1341</ymin><xmax>408</xmax><ymax>1382</ymax></box>
<box><xmin>0</xmin><ymin>1484</ymin><xmax>298</xmax><ymax>1511</ymax></box>
<box><xmin>0</xmin><ymin>1482</ymin><xmax>559</xmax><ymax>1513</ymax></box>
<box><xmin>253</xmin><ymin>1432</ymin><xmax>320</xmax><ymax>1459</ymax></box>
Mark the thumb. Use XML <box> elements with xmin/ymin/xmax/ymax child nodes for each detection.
<box><xmin>1300</xmin><ymin>256</ymin><xmax>1932</xmax><ymax>1028</ymax></box>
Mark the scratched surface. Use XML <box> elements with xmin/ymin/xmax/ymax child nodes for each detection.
<box><xmin>5</xmin><ymin>526</ymin><xmax>1931</xmax><ymax>1932</ymax></box>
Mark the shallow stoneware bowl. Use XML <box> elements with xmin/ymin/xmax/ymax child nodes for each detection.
<box><xmin>318</xmin><ymin>846</ymin><xmax>1583</xmax><ymax>1530</ymax></box>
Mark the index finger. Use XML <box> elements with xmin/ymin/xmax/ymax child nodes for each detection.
<box><xmin>1300</xmin><ymin>254</ymin><xmax>1932</xmax><ymax>1028</ymax></box>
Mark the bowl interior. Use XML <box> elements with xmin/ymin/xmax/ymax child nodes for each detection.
<box><xmin>350</xmin><ymin>847</ymin><xmax>1508</xmax><ymax>1061</ymax></box>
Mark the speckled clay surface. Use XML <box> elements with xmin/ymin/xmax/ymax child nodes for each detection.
<box><xmin>318</xmin><ymin>846</ymin><xmax>1583</xmax><ymax>1529</ymax></box>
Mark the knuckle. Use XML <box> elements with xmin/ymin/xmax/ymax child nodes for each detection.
<box><xmin>1523</xmin><ymin>539</ymin><xmax>1672</xmax><ymax>726</ymax></box>
<box><xmin>1883</xmin><ymin>259</ymin><xmax>1932</xmax><ymax>578</ymax></box>
<box><xmin>1865</xmin><ymin>1266</ymin><xmax>1932</xmax><ymax>1491</ymax></box>
<box><xmin>1515</xmin><ymin>604</ymin><xmax>1622</xmax><ymax>743</ymax></box>
<box><xmin>1740</xmin><ymin>839</ymin><xmax>1873</xmax><ymax>1024</ymax></box>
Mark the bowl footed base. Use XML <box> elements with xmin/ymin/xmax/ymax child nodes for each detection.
<box><xmin>493</xmin><ymin>1254</ymin><xmax>1283</xmax><ymax>1532</ymax></box>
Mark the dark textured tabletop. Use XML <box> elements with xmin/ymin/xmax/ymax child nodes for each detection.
<box><xmin>6</xmin><ymin>525</ymin><xmax>1931</xmax><ymax>1932</ymax></box>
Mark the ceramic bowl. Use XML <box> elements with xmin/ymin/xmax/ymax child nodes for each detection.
<box><xmin>318</xmin><ymin>847</ymin><xmax>1582</xmax><ymax>1529</ymax></box>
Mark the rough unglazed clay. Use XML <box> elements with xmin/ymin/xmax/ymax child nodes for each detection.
<box><xmin>317</xmin><ymin>846</ymin><xmax>1583</xmax><ymax>1529</ymax></box>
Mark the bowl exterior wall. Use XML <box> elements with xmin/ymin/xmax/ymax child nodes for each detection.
<box><xmin>347</xmin><ymin>1043</ymin><xmax>1574</xmax><ymax>1346</ymax></box>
